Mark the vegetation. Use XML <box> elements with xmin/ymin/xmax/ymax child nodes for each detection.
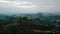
<box><xmin>0</xmin><ymin>13</ymin><xmax>60</xmax><ymax>34</ymax></box>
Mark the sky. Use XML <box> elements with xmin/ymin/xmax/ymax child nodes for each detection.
<box><xmin>0</xmin><ymin>0</ymin><xmax>60</xmax><ymax>14</ymax></box>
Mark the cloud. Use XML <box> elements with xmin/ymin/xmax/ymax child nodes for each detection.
<box><xmin>0</xmin><ymin>0</ymin><xmax>60</xmax><ymax>14</ymax></box>
<box><xmin>0</xmin><ymin>0</ymin><xmax>36</xmax><ymax>8</ymax></box>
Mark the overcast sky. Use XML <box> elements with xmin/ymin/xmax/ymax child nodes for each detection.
<box><xmin>0</xmin><ymin>0</ymin><xmax>60</xmax><ymax>14</ymax></box>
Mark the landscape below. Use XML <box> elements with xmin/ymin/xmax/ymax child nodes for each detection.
<box><xmin>0</xmin><ymin>13</ymin><xmax>60</xmax><ymax>34</ymax></box>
